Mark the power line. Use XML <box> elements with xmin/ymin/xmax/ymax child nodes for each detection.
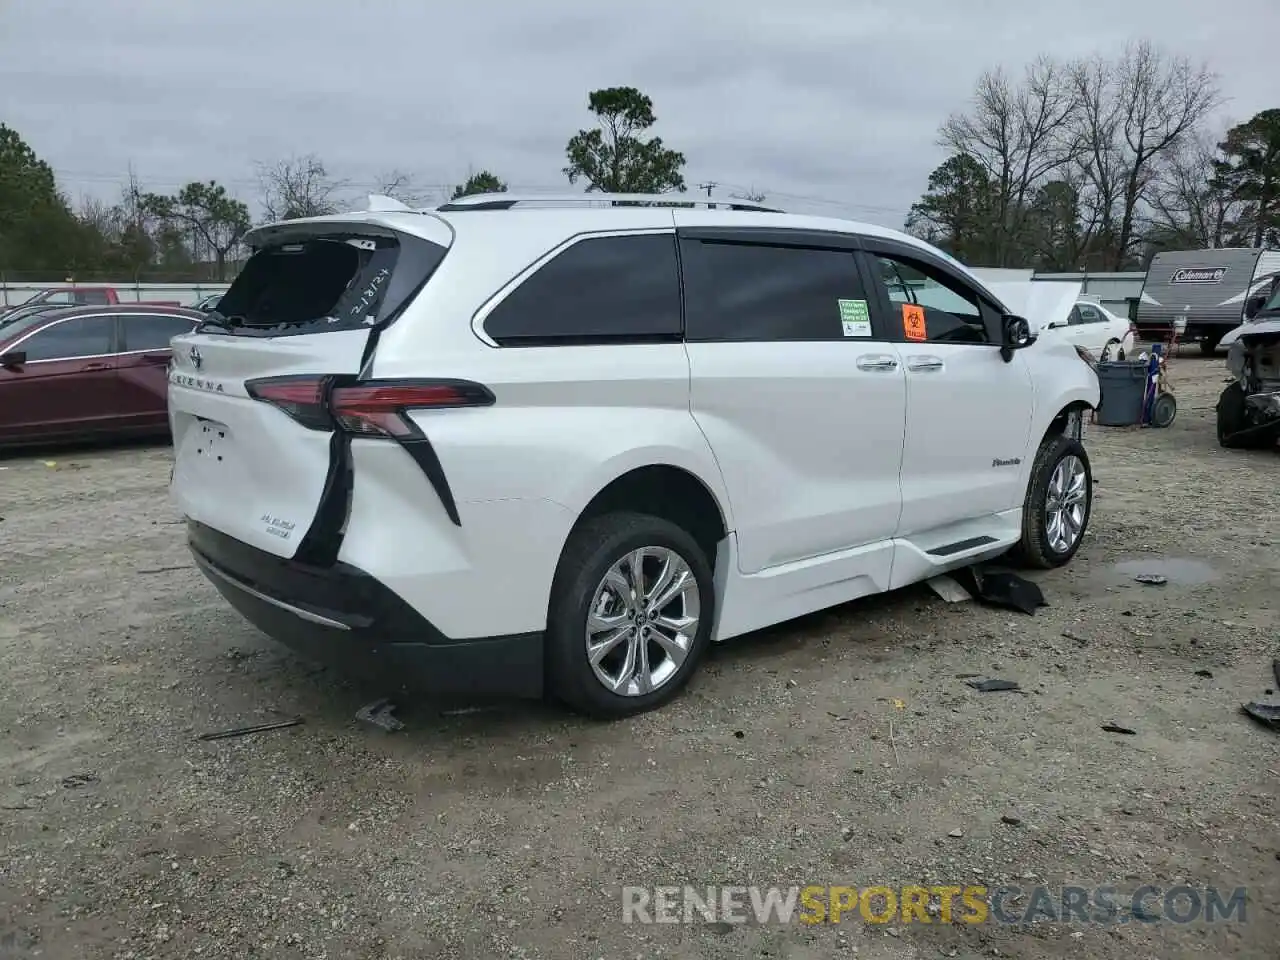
<box><xmin>52</xmin><ymin>167</ymin><xmax>908</xmax><ymax>220</ymax></box>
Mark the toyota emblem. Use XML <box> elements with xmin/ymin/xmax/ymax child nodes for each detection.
<box><xmin>189</xmin><ymin>346</ymin><xmax>202</xmax><ymax>370</ymax></box>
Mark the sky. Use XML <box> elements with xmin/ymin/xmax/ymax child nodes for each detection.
<box><xmin>1</xmin><ymin>0</ymin><xmax>1277</xmax><ymax>230</ymax></box>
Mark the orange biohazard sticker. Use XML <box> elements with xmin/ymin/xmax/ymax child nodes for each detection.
<box><xmin>901</xmin><ymin>303</ymin><xmax>926</xmax><ymax>341</ymax></box>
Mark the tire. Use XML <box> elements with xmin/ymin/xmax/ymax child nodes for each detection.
<box><xmin>1199</xmin><ymin>336</ymin><xmax>1221</xmax><ymax>357</ymax></box>
<box><xmin>1217</xmin><ymin>384</ymin><xmax>1278</xmax><ymax>449</ymax></box>
<box><xmin>545</xmin><ymin>511</ymin><xmax>715</xmax><ymax>719</ymax></box>
<box><xmin>1010</xmin><ymin>435</ymin><xmax>1093</xmax><ymax>570</ymax></box>
<box><xmin>1149</xmin><ymin>392</ymin><xmax>1177</xmax><ymax>428</ymax></box>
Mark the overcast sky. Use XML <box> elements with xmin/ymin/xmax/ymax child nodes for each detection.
<box><xmin>1</xmin><ymin>0</ymin><xmax>1276</xmax><ymax>228</ymax></box>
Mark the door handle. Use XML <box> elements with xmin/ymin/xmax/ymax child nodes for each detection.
<box><xmin>906</xmin><ymin>356</ymin><xmax>945</xmax><ymax>372</ymax></box>
<box><xmin>81</xmin><ymin>362</ymin><xmax>112</xmax><ymax>371</ymax></box>
<box><xmin>856</xmin><ymin>355</ymin><xmax>899</xmax><ymax>372</ymax></box>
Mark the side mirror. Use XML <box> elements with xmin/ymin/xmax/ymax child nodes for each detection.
<box><xmin>999</xmin><ymin>315</ymin><xmax>1035</xmax><ymax>362</ymax></box>
<box><xmin>0</xmin><ymin>350</ymin><xmax>26</xmax><ymax>369</ymax></box>
<box><xmin>1244</xmin><ymin>295</ymin><xmax>1265</xmax><ymax>319</ymax></box>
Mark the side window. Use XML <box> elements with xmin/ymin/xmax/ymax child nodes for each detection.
<box><xmin>1077</xmin><ymin>304</ymin><xmax>1103</xmax><ymax>324</ymax></box>
<box><xmin>78</xmin><ymin>289</ymin><xmax>111</xmax><ymax>305</ymax></box>
<box><xmin>122</xmin><ymin>313</ymin><xmax>197</xmax><ymax>352</ymax></box>
<box><xmin>871</xmin><ymin>253</ymin><xmax>991</xmax><ymax>345</ymax></box>
<box><xmin>20</xmin><ymin>317</ymin><xmax>114</xmax><ymax>362</ymax></box>
<box><xmin>484</xmin><ymin>234</ymin><xmax>681</xmax><ymax>345</ymax></box>
<box><xmin>1067</xmin><ymin>306</ymin><xmax>1085</xmax><ymax>326</ymax></box>
<box><xmin>682</xmin><ymin>240</ymin><xmax>872</xmax><ymax>342</ymax></box>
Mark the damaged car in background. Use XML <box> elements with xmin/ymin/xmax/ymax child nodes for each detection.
<box><xmin>1217</xmin><ymin>282</ymin><xmax>1280</xmax><ymax>449</ymax></box>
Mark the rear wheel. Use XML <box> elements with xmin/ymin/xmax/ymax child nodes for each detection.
<box><xmin>546</xmin><ymin>512</ymin><xmax>714</xmax><ymax>719</ymax></box>
<box><xmin>1011</xmin><ymin>435</ymin><xmax>1093</xmax><ymax>569</ymax></box>
<box><xmin>1199</xmin><ymin>335</ymin><xmax>1222</xmax><ymax>357</ymax></box>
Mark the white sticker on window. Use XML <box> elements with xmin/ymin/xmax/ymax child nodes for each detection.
<box><xmin>838</xmin><ymin>299</ymin><xmax>872</xmax><ymax>337</ymax></box>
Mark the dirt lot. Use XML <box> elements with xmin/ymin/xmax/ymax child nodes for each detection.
<box><xmin>1</xmin><ymin>354</ymin><xmax>1278</xmax><ymax>960</ymax></box>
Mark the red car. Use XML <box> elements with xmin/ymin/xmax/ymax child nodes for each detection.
<box><xmin>0</xmin><ymin>304</ymin><xmax>204</xmax><ymax>448</ymax></box>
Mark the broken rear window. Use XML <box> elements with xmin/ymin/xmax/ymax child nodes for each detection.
<box><xmin>209</xmin><ymin>231</ymin><xmax>447</xmax><ymax>337</ymax></box>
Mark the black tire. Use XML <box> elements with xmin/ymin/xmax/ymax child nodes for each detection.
<box><xmin>1010</xmin><ymin>435</ymin><xmax>1093</xmax><ymax>570</ymax></box>
<box><xmin>1199</xmin><ymin>336</ymin><xmax>1221</xmax><ymax>357</ymax></box>
<box><xmin>545</xmin><ymin>511</ymin><xmax>715</xmax><ymax>719</ymax></box>
<box><xmin>1217</xmin><ymin>383</ymin><xmax>1278</xmax><ymax>449</ymax></box>
<box><xmin>1149</xmin><ymin>392</ymin><xmax>1177</xmax><ymax>428</ymax></box>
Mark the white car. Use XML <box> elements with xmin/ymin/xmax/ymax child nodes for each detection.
<box><xmin>1042</xmin><ymin>300</ymin><xmax>1136</xmax><ymax>358</ymax></box>
<box><xmin>168</xmin><ymin>193</ymin><xmax>1100</xmax><ymax>718</ymax></box>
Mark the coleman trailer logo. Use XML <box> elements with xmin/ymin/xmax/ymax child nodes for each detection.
<box><xmin>1170</xmin><ymin>267</ymin><xmax>1227</xmax><ymax>284</ymax></box>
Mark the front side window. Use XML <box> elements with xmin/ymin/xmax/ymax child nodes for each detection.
<box><xmin>1075</xmin><ymin>304</ymin><xmax>1103</xmax><ymax>324</ymax></box>
<box><xmin>19</xmin><ymin>317</ymin><xmax>114</xmax><ymax>362</ymax></box>
<box><xmin>682</xmin><ymin>240</ymin><xmax>871</xmax><ymax>342</ymax></box>
<box><xmin>484</xmin><ymin>233</ymin><xmax>682</xmax><ymax>346</ymax></box>
<box><xmin>871</xmin><ymin>253</ymin><xmax>990</xmax><ymax>345</ymax></box>
<box><xmin>121</xmin><ymin>313</ymin><xmax>198</xmax><ymax>351</ymax></box>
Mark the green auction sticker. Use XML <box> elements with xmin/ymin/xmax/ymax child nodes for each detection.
<box><xmin>838</xmin><ymin>299</ymin><xmax>871</xmax><ymax>337</ymax></box>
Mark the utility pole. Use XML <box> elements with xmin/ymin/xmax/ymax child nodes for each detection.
<box><xmin>697</xmin><ymin>182</ymin><xmax>718</xmax><ymax>198</ymax></box>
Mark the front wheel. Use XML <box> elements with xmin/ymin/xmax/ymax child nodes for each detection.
<box><xmin>1011</xmin><ymin>435</ymin><xmax>1093</xmax><ymax>569</ymax></box>
<box><xmin>1217</xmin><ymin>383</ymin><xmax>1279</xmax><ymax>449</ymax></box>
<box><xmin>546</xmin><ymin>512</ymin><xmax>715</xmax><ymax>719</ymax></box>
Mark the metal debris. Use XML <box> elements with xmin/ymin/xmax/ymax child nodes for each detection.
<box><xmin>355</xmin><ymin>698</ymin><xmax>404</xmax><ymax>732</ymax></box>
<box><xmin>197</xmin><ymin>718</ymin><xmax>304</xmax><ymax>741</ymax></box>
<box><xmin>1101</xmin><ymin>723</ymin><xmax>1137</xmax><ymax>735</ymax></box>
<box><xmin>965</xmin><ymin>678</ymin><xmax>1021</xmax><ymax>693</ymax></box>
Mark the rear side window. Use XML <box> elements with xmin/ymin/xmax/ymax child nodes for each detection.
<box><xmin>484</xmin><ymin>233</ymin><xmax>681</xmax><ymax>346</ymax></box>
<box><xmin>19</xmin><ymin>316</ymin><xmax>114</xmax><ymax>361</ymax></box>
<box><xmin>121</xmin><ymin>313</ymin><xmax>198</xmax><ymax>351</ymax></box>
<box><xmin>681</xmin><ymin>241</ymin><xmax>870</xmax><ymax>342</ymax></box>
<box><xmin>77</xmin><ymin>290</ymin><xmax>111</xmax><ymax>305</ymax></box>
<box><xmin>213</xmin><ymin>232</ymin><xmax>447</xmax><ymax>337</ymax></box>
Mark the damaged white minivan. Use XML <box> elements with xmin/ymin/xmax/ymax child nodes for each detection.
<box><xmin>168</xmin><ymin>194</ymin><xmax>1100</xmax><ymax>718</ymax></box>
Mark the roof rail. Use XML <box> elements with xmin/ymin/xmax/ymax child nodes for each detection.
<box><xmin>435</xmin><ymin>192</ymin><xmax>783</xmax><ymax>214</ymax></box>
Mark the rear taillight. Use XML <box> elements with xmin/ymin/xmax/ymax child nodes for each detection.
<box><xmin>330</xmin><ymin>380</ymin><xmax>494</xmax><ymax>438</ymax></box>
<box><xmin>245</xmin><ymin>375</ymin><xmax>494</xmax><ymax>437</ymax></box>
<box><xmin>245</xmin><ymin>375</ymin><xmax>333</xmax><ymax>430</ymax></box>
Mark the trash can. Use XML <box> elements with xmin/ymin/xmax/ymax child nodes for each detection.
<box><xmin>1095</xmin><ymin>360</ymin><xmax>1150</xmax><ymax>426</ymax></box>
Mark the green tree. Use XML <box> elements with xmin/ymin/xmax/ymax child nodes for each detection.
<box><xmin>1212</xmin><ymin>109</ymin><xmax>1280</xmax><ymax>248</ymax></box>
<box><xmin>1025</xmin><ymin>179</ymin><xmax>1086</xmax><ymax>270</ymax></box>
<box><xmin>564</xmin><ymin>87</ymin><xmax>686</xmax><ymax>193</ymax></box>
<box><xmin>141</xmin><ymin>180</ymin><xmax>251</xmax><ymax>280</ymax></box>
<box><xmin>451</xmin><ymin>170</ymin><xmax>507</xmax><ymax>200</ymax></box>
<box><xmin>0</xmin><ymin>123</ymin><xmax>87</xmax><ymax>274</ymax></box>
<box><xmin>905</xmin><ymin>153</ymin><xmax>996</xmax><ymax>264</ymax></box>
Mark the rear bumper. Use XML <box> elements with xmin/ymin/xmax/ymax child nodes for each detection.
<box><xmin>188</xmin><ymin>521</ymin><xmax>543</xmax><ymax>698</ymax></box>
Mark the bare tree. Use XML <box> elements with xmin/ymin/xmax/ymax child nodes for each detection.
<box><xmin>1147</xmin><ymin>129</ymin><xmax>1241</xmax><ymax>249</ymax></box>
<box><xmin>1069</xmin><ymin>42</ymin><xmax>1220</xmax><ymax>268</ymax></box>
<box><xmin>940</xmin><ymin>56</ymin><xmax>1080</xmax><ymax>265</ymax></box>
<box><xmin>256</xmin><ymin>154</ymin><xmax>343</xmax><ymax>221</ymax></box>
<box><xmin>374</xmin><ymin>169</ymin><xmax>432</xmax><ymax>207</ymax></box>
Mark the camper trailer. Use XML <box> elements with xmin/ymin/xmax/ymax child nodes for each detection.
<box><xmin>1135</xmin><ymin>247</ymin><xmax>1280</xmax><ymax>355</ymax></box>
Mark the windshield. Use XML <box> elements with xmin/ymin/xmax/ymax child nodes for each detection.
<box><xmin>0</xmin><ymin>311</ymin><xmax>58</xmax><ymax>341</ymax></box>
<box><xmin>18</xmin><ymin>290</ymin><xmax>70</xmax><ymax>306</ymax></box>
<box><xmin>1261</xmin><ymin>284</ymin><xmax>1280</xmax><ymax>315</ymax></box>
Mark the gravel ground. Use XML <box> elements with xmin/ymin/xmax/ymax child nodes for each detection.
<box><xmin>1</xmin><ymin>353</ymin><xmax>1278</xmax><ymax>960</ymax></box>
